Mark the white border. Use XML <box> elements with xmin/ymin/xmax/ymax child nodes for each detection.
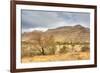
<box><xmin>16</xmin><ymin>5</ymin><xmax>95</xmax><ymax>69</ymax></box>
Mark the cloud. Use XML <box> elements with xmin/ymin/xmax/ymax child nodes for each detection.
<box><xmin>22</xmin><ymin>28</ymin><xmax>48</xmax><ymax>33</ymax></box>
<box><xmin>21</xmin><ymin>10</ymin><xmax>90</xmax><ymax>32</ymax></box>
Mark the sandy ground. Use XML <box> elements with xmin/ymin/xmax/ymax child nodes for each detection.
<box><xmin>21</xmin><ymin>52</ymin><xmax>90</xmax><ymax>63</ymax></box>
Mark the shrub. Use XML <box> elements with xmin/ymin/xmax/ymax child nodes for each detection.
<box><xmin>59</xmin><ymin>46</ymin><xmax>68</xmax><ymax>54</ymax></box>
<box><xmin>81</xmin><ymin>46</ymin><xmax>90</xmax><ymax>52</ymax></box>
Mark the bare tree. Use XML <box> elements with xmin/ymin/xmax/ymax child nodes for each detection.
<box><xmin>34</xmin><ymin>33</ymin><xmax>56</xmax><ymax>55</ymax></box>
<box><xmin>35</xmin><ymin>33</ymin><xmax>46</xmax><ymax>55</ymax></box>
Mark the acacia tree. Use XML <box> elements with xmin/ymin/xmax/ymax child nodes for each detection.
<box><xmin>34</xmin><ymin>33</ymin><xmax>56</xmax><ymax>55</ymax></box>
<box><xmin>35</xmin><ymin>33</ymin><xmax>46</xmax><ymax>55</ymax></box>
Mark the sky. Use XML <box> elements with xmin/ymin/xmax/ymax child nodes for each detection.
<box><xmin>21</xmin><ymin>9</ymin><xmax>90</xmax><ymax>33</ymax></box>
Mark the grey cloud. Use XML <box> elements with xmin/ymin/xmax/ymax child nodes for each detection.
<box><xmin>21</xmin><ymin>10</ymin><xmax>90</xmax><ymax>31</ymax></box>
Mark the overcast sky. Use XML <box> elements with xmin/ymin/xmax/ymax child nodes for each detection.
<box><xmin>21</xmin><ymin>9</ymin><xmax>90</xmax><ymax>33</ymax></box>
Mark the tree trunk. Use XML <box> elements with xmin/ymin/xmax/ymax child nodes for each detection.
<box><xmin>41</xmin><ymin>47</ymin><xmax>45</xmax><ymax>55</ymax></box>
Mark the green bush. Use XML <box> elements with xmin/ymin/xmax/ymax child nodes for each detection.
<box><xmin>59</xmin><ymin>46</ymin><xmax>68</xmax><ymax>54</ymax></box>
<box><xmin>81</xmin><ymin>46</ymin><xmax>90</xmax><ymax>52</ymax></box>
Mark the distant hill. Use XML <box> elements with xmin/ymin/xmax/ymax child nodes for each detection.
<box><xmin>22</xmin><ymin>25</ymin><xmax>90</xmax><ymax>43</ymax></box>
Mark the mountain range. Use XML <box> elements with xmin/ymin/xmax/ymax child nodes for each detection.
<box><xmin>22</xmin><ymin>25</ymin><xmax>90</xmax><ymax>43</ymax></box>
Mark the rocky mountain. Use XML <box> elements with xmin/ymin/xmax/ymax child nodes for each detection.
<box><xmin>22</xmin><ymin>25</ymin><xmax>90</xmax><ymax>43</ymax></box>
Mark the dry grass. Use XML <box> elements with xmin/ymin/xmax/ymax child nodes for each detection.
<box><xmin>21</xmin><ymin>51</ymin><xmax>90</xmax><ymax>63</ymax></box>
